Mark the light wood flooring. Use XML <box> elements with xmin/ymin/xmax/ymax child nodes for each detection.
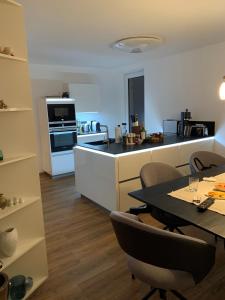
<box><xmin>28</xmin><ymin>173</ymin><xmax>225</xmax><ymax>300</ymax></box>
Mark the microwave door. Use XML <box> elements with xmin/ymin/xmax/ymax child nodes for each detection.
<box><xmin>47</xmin><ymin>104</ymin><xmax>75</xmax><ymax>122</ymax></box>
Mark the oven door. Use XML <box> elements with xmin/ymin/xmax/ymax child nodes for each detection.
<box><xmin>50</xmin><ymin>131</ymin><xmax>77</xmax><ymax>152</ymax></box>
<box><xmin>47</xmin><ymin>104</ymin><xmax>75</xmax><ymax>122</ymax></box>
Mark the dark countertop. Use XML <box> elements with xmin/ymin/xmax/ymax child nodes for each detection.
<box><xmin>77</xmin><ymin>135</ymin><xmax>214</xmax><ymax>155</ymax></box>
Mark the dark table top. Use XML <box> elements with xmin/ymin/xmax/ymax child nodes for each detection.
<box><xmin>78</xmin><ymin>135</ymin><xmax>214</xmax><ymax>155</ymax></box>
<box><xmin>129</xmin><ymin>165</ymin><xmax>225</xmax><ymax>239</ymax></box>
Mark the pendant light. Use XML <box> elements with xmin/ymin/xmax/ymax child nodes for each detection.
<box><xmin>219</xmin><ymin>76</ymin><xmax>225</xmax><ymax>100</ymax></box>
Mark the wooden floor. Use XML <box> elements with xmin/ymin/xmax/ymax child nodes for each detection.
<box><xmin>28</xmin><ymin>173</ymin><xmax>225</xmax><ymax>300</ymax></box>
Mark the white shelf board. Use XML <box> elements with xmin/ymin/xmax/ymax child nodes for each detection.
<box><xmin>0</xmin><ymin>0</ymin><xmax>21</xmax><ymax>6</ymax></box>
<box><xmin>0</xmin><ymin>108</ymin><xmax>32</xmax><ymax>112</ymax></box>
<box><xmin>0</xmin><ymin>153</ymin><xmax>36</xmax><ymax>167</ymax></box>
<box><xmin>0</xmin><ymin>196</ymin><xmax>40</xmax><ymax>220</ymax></box>
<box><xmin>24</xmin><ymin>275</ymin><xmax>48</xmax><ymax>300</ymax></box>
<box><xmin>1</xmin><ymin>237</ymin><xmax>44</xmax><ymax>271</ymax></box>
<box><xmin>0</xmin><ymin>53</ymin><xmax>26</xmax><ymax>62</ymax></box>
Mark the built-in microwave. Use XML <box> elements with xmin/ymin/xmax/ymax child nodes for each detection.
<box><xmin>49</xmin><ymin>130</ymin><xmax>77</xmax><ymax>152</ymax></box>
<box><xmin>47</xmin><ymin>99</ymin><xmax>76</xmax><ymax>123</ymax></box>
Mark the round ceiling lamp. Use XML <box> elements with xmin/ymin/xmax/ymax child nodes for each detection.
<box><xmin>219</xmin><ymin>76</ymin><xmax>225</xmax><ymax>100</ymax></box>
<box><xmin>112</xmin><ymin>36</ymin><xmax>162</xmax><ymax>53</ymax></box>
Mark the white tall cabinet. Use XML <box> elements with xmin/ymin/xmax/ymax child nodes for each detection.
<box><xmin>0</xmin><ymin>0</ymin><xmax>48</xmax><ymax>297</ymax></box>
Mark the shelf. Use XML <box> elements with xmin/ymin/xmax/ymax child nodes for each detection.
<box><xmin>24</xmin><ymin>276</ymin><xmax>48</xmax><ymax>300</ymax></box>
<box><xmin>0</xmin><ymin>0</ymin><xmax>21</xmax><ymax>7</ymax></box>
<box><xmin>0</xmin><ymin>237</ymin><xmax>44</xmax><ymax>271</ymax></box>
<box><xmin>0</xmin><ymin>53</ymin><xmax>26</xmax><ymax>62</ymax></box>
<box><xmin>0</xmin><ymin>153</ymin><xmax>36</xmax><ymax>167</ymax></box>
<box><xmin>0</xmin><ymin>196</ymin><xmax>40</xmax><ymax>220</ymax></box>
<box><xmin>0</xmin><ymin>108</ymin><xmax>32</xmax><ymax>112</ymax></box>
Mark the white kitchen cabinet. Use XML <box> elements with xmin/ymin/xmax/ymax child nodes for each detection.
<box><xmin>51</xmin><ymin>151</ymin><xmax>74</xmax><ymax>176</ymax></box>
<box><xmin>151</xmin><ymin>145</ymin><xmax>180</xmax><ymax>167</ymax></box>
<box><xmin>118</xmin><ymin>151</ymin><xmax>151</xmax><ymax>181</ymax></box>
<box><xmin>69</xmin><ymin>83</ymin><xmax>100</xmax><ymax>112</ymax></box>
<box><xmin>119</xmin><ymin>179</ymin><xmax>142</xmax><ymax>212</ymax></box>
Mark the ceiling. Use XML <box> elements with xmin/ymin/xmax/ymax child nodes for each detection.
<box><xmin>19</xmin><ymin>0</ymin><xmax>225</xmax><ymax>69</ymax></box>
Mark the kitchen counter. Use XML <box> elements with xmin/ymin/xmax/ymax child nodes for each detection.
<box><xmin>77</xmin><ymin>131</ymin><xmax>105</xmax><ymax>136</ymax></box>
<box><xmin>75</xmin><ymin>136</ymin><xmax>215</xmax><ymax>211</ymax></box>
<box><xmin>78</xmin><ymin>135</ymin><xmax>214</xmax><ymax>155</ymax></box>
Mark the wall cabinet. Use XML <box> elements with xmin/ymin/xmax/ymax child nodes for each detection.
<box><xmin>69</xmin><ymin>83</ymin><xmax>100</xmax><ymax>112</ymax></box>
<box><xmin>0</xmin><ymin>0</ymin><xmax>48</xmax><ymax>296</ymax></box>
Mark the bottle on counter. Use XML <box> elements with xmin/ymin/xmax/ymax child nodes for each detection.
<box><xmin>115</xmin><ymin>125</ymin><xmax>122</xmax><ymax>143</ymax></box>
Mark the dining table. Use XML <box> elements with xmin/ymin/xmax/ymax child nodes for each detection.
<box><xmin>129</xmin><ymin>165</ymin><xmax>225</xmax><ymax>239</ymax></box>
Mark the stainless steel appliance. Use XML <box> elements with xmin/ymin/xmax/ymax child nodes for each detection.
<box><xmin>49</xmin><ymin>128</ymin><xmax>77</xmax><ymax>152</ymax></box>
<box><xmin>46</xmin><ymin>99</ymin><xmax>76</xmax><ymax>128</ymax></box>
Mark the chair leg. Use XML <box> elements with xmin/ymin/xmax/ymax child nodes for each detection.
<box><xmin>171</xmin><ymin>289</ymin><xmax>187</xmax><ymax>300</ymax></box>
<box><xmin>175</xmin><ymin>227</ymin><xmax>184</xmax><ymax>235</ymax></box>
<box><xmin>142</xmin><ymin>288</ymin><xmax>157</xmax><ymax>300</ymax></box>
<box><xmin>159</xmin><ymin>289</ymin><xmax>167</xmax><ymax>300</ymax></box>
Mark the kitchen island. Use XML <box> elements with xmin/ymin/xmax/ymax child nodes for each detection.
<box><xmin>74</xmin><ymin>136</ymin><xmax>214</xmax><ymax>211</ymax></box>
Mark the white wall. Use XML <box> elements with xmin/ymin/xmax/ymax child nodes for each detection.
<box><xmin>118</xmin><ymin>41</ymin><xmax>225</xmax><ymax>154</ymax></box>
<box><xmin>29</xmin><ymin>64</ymin><xmax>124</xmax><ymax>171</ymax></box>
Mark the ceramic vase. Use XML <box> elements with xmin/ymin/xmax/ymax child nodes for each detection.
<box><xmin>0</xmin><ymin>272</ymin><xmax>9</xmax><ymax>300</ymax></box>
<box><xmin>0</xmin><ymin>228</ymin><xmax>18</xmax><ymax>257</ymax></box>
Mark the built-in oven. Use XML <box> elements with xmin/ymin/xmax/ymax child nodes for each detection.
<box><xmin>49</xmin><ymin>129</ymin><xmax>77</xmax><ymax>152</ymax></box>
<box><xmin>47</xmin><ymin>99</ymin><xmax>76</xmax><ymax>124</ymax></box>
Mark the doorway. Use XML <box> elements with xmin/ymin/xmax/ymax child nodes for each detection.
<box><xmin>127</xmin><ymin>73</ymin><xmax>144</xmax><ymax>131</ymax></box>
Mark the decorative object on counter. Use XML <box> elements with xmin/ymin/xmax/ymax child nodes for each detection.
<box><xmin>0</xmin><ymin>272</ymin><xmax>9</xmax><ymax>300</ymax></box>
<box><xmin>146</xmin><ymin>132</ymin><xmax>164</xmax><ymax>143</ymax></box>
<box><xmin>9</xmin><ymin>275</ymin><xmax>33</xmax><ymax>300</ymax></box>
<box><xmin>0</xmin><ymin>227</ymin><xmax>18</xmax><ymax>257</ymax></box>
<box><xmin>131</xmin><ymin>113</ymin><xmax>139</xmax><ymax>127</ymax></box>
<box><xmin>140</xmin><ymin>125</ymin><xmax>146</xmax><ymax>140</ymax></box>
<box><xmin>219</xmin><ymin>76</ymin><xmax>225</xmax><ymax>100</ymax></box>
<box><xmin>115</xmin><ymin>125</ymin><xmax>122</xmax><ymax>143</ymax></box>
<box><xmin>0</xmin><ymin>46</ymin><xmax>14</xmax><ymax>56</ymax></box>
<box><xmin>0</xmin><ymin>100</ymin><xmax>8</xmax><ymax>109</ymax></box>
<box><xmin>62</xmin><ymin>91</ymin><xmax>69</xmax><ymax>98</ymax></box>
<box><xmin>126</xmin><ymin>133</ymin><xmax>136</xmax><ymax>145</ymax></box>
<box><xmin>0</xmin><ymin>150</ymin><xmax>3</xmax><ymax>161</ymax></box>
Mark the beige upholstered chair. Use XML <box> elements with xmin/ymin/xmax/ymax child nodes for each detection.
<box><xmin>137</xmin><ymin>162</ymin><xmax>189</xmax><ymax>233</ymax></box>
<box><xmin>110</xmin><ymin>211</ymin><xmax>215</xmax><ymax>300</ymax></box>
<box><xmin>189</xmin><ymin>151</ymin><xmax>225</xmax><ymax>174</ymax></box>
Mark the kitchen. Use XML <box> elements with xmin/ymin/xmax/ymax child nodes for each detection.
<box><xmin>1</xmin><ymin>0</ymin><xmax>225</xmax><ymax>299</ymax></box>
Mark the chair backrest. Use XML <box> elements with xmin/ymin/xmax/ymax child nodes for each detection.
<box><xmin>189</xmin><ymin>151</ymin><xmax>225</xmax><ymax>174</ymax></box>
<box><xmin>110</xmin><ymin>211</ymin><xmax>215</xmax><ymax>284</ymax></box>
<box><xmin>140</xmin><ymin>162</ymin><xmax>182</xmax><ymax>188</ymax></box>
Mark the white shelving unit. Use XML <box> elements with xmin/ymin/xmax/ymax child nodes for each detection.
<box><xmin>0</xmin><ymin>53</ymin><xmax>26</xmax><ymax>62</ymax></box>
<box><xmin>0</xmin><ymin>154</ymin><xmax>36</xmax><ymax>167</ymax></box>
<box><xmin>0</xmin><ymin>108</ymin><xmax>31</xmax><ymax>112</ymax></box>
<box><xmin>0</xmin><ymin>0</ymin><xmax>48</xmax><ymax>297</ymax></box>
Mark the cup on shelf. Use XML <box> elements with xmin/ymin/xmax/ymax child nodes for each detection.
<box><xmin>188</xmin><ymin>176</ymin><xmax>199</xmax><ymax>192</ymax></box>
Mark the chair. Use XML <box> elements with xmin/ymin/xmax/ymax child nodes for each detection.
<box><xmin>189</xmin><ymin>151</ymin><xmax>225</xmax><ymax>174</ymax></box>
<box><xmin>137</xmin><ymin>162</ymin><xmax>189</xmax><ymax>233</ymax></box>
<box><xmin>110</xmin><ymin>211</ymin><xmax>215</xmax><ymax>300</ymax></box>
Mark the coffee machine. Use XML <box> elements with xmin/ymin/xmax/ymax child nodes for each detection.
<box><xmin>177</xmin><ymin>109</ymin><xmax>192</xmax><ymax>137</ymax></box>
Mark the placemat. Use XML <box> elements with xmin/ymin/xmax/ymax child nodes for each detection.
<box><xmin>168</xmin><ymin>173</ymin><xmax>225</xmax><ymax>215</ymax></box>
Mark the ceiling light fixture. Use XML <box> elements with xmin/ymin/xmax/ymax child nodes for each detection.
<box><xmin>112</xmin><ymin>36</ymin><xmax>162</xmax><ymax>53</ymax></box>
<box><xmin>219</xmin><ymin>76</ymin><xmax>225</xmax><ymax>100</ymax></box>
